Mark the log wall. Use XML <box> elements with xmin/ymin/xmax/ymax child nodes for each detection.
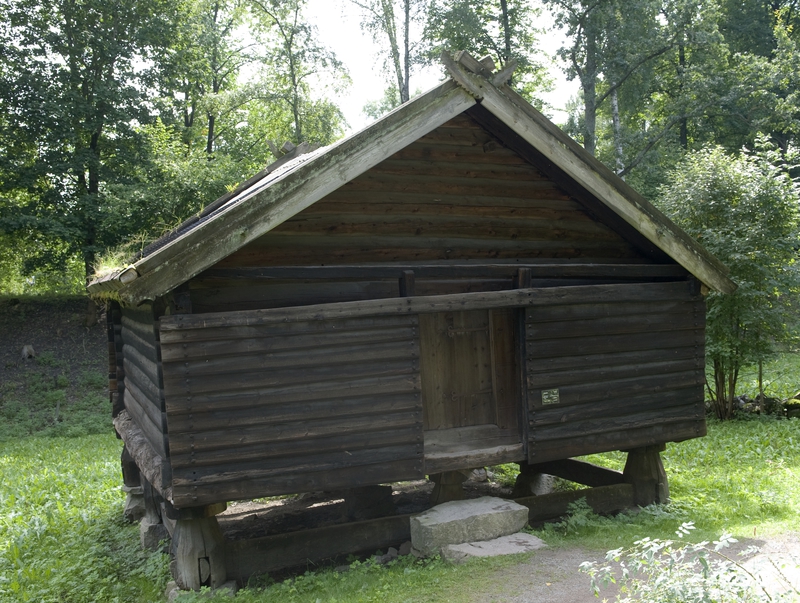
<box><xmin>120</xmin><ymin>305</ymin><xmax>171</xmax><ymax>488</ymax></box>
<box><xmin>525</xmin><ymin>281</ymin><xmax>706</xmax><ymax>463</ymax></box>
<box><xmin>159</xmin><ymin>314</ymin><xmax>424</xmax><ymax>508</ymax></box>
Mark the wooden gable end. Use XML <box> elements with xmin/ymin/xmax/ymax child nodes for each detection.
<box><xmin>189</xmin><ymin>112</ymin><xmax>679</xmax><ymax>313</ymax></box>
<box><xmin>216</xmin><ymin>113</ymin><xmax>650</xmax><ymax>268</ymax></box>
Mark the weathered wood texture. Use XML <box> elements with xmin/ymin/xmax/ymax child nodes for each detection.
<box><xmin>527</xmin><ymin>458</ymin><xmax>625</xmax><ymax>487</ymax></box>
<box><xmin>224</xmin><ymin>514</ymin><xmax>412</xmax><ymax>581</ymax></box>
<box><xmin>160</xmin><ymin>314</ymin><xmax>424</xmax><ymax>508</ymax></box>
<box><xmin>423</xmin><ymin>424</ymin><xmax>523</xmax><ymax>473</ymax></box>
<box><xmin>516</xmin><ymin>483</ymin><xmax>635</xmax><ymax>523</ymax></box>
<box><xmin>120</xmin><ymin>305</ymin><xmax>170</xmax><ymax>460</ymax></box>
<box><xmin>190</xmin><ymin>113</ymin><xmax>663</xmax><ymax>313</ymax></box>
<box><xmin>526</xmin><ymin>281</ymin><xmax>706</xmax><ymax>463</ymax></box>
<box><xmin>116</xmin><ymin>81</ymin><xmax>477</xmax><ymax>305</ymax></box>
<box><xmin>106</xmin><ymin>301</ymin><xmax>124</xmax><ymax>417</ymax></box>
<box><xmin>420</xmin><ymin>309</ymin><xmax>519</xmax><ymax>430</ymax></box>
<box><xmin>113</xmin><ymin>410</ymin><xmax>171</xmax><ymax>497</ymax></box>
<box><xmin>440</xmin><ymin>57</ymin><xmax>734</xmax><ymax>293</ymax></box>
<box><xmin>160</xmin><ymin>282</ymin><xmax>691</xmax><ymax>331</ymax></box>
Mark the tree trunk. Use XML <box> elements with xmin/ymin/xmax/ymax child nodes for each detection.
<box><xmin>712</xmin><ymin>358</ymin><xmax>738</xmax><ymax>420</ymax></box>
<box><xmin>206</xmin><ymin>113</ymin><xmax>216</xmax><ymax>155</ymax></box>
<box><xmin>402</xmin><ymin>0</ymin><xmax>410</xmax><ymax>102</ymax></box>
<box><xmin>611</xmin><ymin>84</ymin><xmax>624</xmax><ymax>177</ymax></box>
<box><xmin>581</xmin><ymin>34</ymin><xmax>598</xmax><ymax>155</ymax></box>
<box><xmin>678</xmin><ymin>34</ymin><xmax>688</xmax><ymax>149</ymax></box>
<box><xmin>500</xmin><ymin>0</ymin><xmax>512</xmax><ymax>62</ymax></box>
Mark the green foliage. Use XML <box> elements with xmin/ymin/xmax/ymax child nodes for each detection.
<box><xmin>1</xmin><ymin>414</ymin><xmax>799</xmax><ymax>601</ymax></box>
<box><xmin>488</xmin><ymin>463</ymin><xmax>519</xmax><ymax>487</ymax></box>
<box><xmin>363</xmin><ymin>85</ymin><xmax>402</xmax><ymax>121</ymax></box>
<box><xmin>580</xmin><ymin>524</ymin><xmax>800</xmax><ymax>602</ymax></box>
<box><xmin>0</xmin><ymin>435</ymin><xmax>170</xmax><ymax>602</ymax></box>
<box><xmin>0</xmin><ymin>0</ymin><xmax>347</xmax><ymax>288</ymax></box>
<box><xmin>422</xmin><ymin>0</ymin><xmax>552</xmax><ymax>105</ymax></box>
<box><xmin>351</xmin><ymin>0</ymin><xmax>425</xmax><ymax>104</ymax></box>
<box><xmin>570</xmin><ymin>417</ymin><xmax>800</xmax><ymax>549</ymax></box>
<box><xmin>657</xmin><ymin>140</ymin><xmax>800</xmax><ymax>419</ymax></box>
<box><xmin>738</xmin><ymin>353</ymin><xmax>800</xmax><ymax>402</ymax></box>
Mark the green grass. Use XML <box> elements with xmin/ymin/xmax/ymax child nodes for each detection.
<box><xmin>2</xmin><ymin>418</ymin><xmax>798</xmax><ymax>603</ymax></box>
<box><xmin>539</xmin><ymin>415</ymin><xmax>800</xmax><ymax>550</ymax></box>
<box><xmin>0</xmin><ymin>346</ymin><xmax>110</xmax><ymax>441</ymax></box>
<box><xmin>1</xmin><ymin>322</ymin><xmax>798</xmax><ymax>602</ymax></box>
<box><xmin>0</xmin><ymin>435</ymin><xmax>170</xmax><ymax>602</ymax></box>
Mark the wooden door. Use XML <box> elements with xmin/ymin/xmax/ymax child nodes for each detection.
<box><xmin>419</xmin><ymin>308</ymin><xmax>523</xmax><ymax>469</ymax></box>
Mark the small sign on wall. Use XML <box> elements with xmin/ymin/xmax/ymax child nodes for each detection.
<box><xmin>541</xmin><ymin>388</ymin><xmax>560</xmax><ymax>405</ymax></box>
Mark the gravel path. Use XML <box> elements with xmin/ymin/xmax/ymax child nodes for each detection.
<box><xmin>471</xmin><ymin>533</ymin><xmax>800</xmax><ymax>603</ymax></box>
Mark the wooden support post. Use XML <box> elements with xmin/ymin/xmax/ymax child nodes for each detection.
<box><xmin>140</xmin><ymin>478</ymin><xmax>169</xmax><ymax>551</ymax></box>
<box><xmin>399</xmin><ymin>270</ymin><xmax>415</xmax><ymax>297</ymax></box>
<box><xmin>429</xmin><ymin>471</ymin><xmax>468</xmax><ymax>504</ymax></box>
<box><xmin>623</xmin><ymin>444</ymin><xmax>669</xmax><ymax>507</ymax></box>
<box><xmin>170</xmin><ymin>515</ymin><xmax>227</xmax><ymax>591</ymax></box>
<box><xmin>121</xmin><ymin>446</ymin><xmax>144</xmax><ymax>522</ymax></box>
<box><xmin>512</xmin><ymin>461</ymin><xmax>554</xmax><ymax>498</ymax></box>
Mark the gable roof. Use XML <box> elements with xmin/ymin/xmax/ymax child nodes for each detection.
<box><xmin>88</xmin><ymin>51</ymin><xmax>736</xmax><ymax>304</ymax></box>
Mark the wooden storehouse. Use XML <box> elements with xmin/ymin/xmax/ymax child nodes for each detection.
<box><xmin>89</xmin><ymin>52</ymin><xmax>735</xmax><ymax>590</ymax></box>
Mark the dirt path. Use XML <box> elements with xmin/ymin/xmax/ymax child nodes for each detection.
<box><xmin>471</xmin><ymin>533</ymin><xmax>800</xmax><ymax>603</ymax></box>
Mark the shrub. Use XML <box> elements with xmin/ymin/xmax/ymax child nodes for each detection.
<box><xmin>580</xmin><ymin>522</ymin><xmax>800</xmax><ymax>602</ymax></box>
<box><xmin>657</xmin><ymin>140</ymin><xmax>800</xmax><ymax>419</ymax></box>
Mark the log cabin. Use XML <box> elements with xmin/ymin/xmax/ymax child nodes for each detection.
<box><xmin>88</xmin><ymin>51</ymin><xmax>735</xmax><ymax>590</ymax></box>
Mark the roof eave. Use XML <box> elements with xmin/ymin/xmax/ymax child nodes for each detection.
<box><xmin>440</xmin><ymin>53</ymin><xmax>736</xmax><ymax>294</ymax></box>
<box><xmin>111</xmin><ymin>80</ymin><xmax>478</xmax><ymax>305</ymax></box>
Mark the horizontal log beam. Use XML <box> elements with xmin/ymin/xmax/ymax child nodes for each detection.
<box><xmin>516</xmin><ymin>483</ymin><xmax>635</xmax><ymax>523</ymax></box>
<box><xmin>113</xmin><ymin>410</ymin><xmax>172</xmax><ymax>499</ymax></box>
<box><xmin>161</xmin><ymin>281</ymin><xmax>696</xmax><ymax>332</ymax></box>
<box><xmin>197</xmin><ymin>263</ymin><xmax>687</xmax><ymax>281</ymax></box>
<box><xmin>528</xmin><ymin>459</ymin><xmax>625</xmax><ymax>487</ymax></box>
<box><xmin>224</xmin><ymin>514</ymin><xmax>412</xmax><ymax>580</ymax></box>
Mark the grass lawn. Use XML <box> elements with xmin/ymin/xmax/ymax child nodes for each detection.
<box><xmin>1</xmin><ymin>416</ymin><xmax>798</xmax><ymax>603</ymax></box>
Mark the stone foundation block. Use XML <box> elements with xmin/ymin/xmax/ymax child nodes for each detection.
<box><xmin>442</xmin><ymin>533</ymin><xmax>547</xmax><ymax>563</ymax></box>
<box><xmin>410</xmin><ymin>496</ymin><xmax>529</xmax><ymax>556</ymax></box>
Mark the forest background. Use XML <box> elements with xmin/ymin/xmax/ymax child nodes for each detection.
<box><xmin>2</xmin><ymin>0</ymin><xmax>800</xmax><ymax>412</ymax></box>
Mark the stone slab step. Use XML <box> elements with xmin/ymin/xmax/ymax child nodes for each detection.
<box><xmin>442</xmin><ymin>533</ymin><xmax>547</xmax><ymax>563</ymax></box>
<box><xmin>410</xmin><ymin>496</ymin><xmax>529</xmax><ymax>556</ymax></box>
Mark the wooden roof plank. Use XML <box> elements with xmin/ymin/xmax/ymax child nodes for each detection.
<box><xmin>443</xmin><ymin>55</ymin><xmax>735</xmax><ymax>294</ymax></box>
<box><xmin>113</xmin><ymin>80</ymin><xmax>476</xmax><ymax>304</ymax></box>
<box><xmin>89</xmin><ymin>51</ymin><xmax>735</xmax><ymax>301</ymax></box>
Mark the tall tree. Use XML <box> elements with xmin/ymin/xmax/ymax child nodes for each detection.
<box><xmin>155</xmin><ymin>0</ymin><xmax>259</xmax><ymax>156</ymax></box>
<box><xmin>0</xmin><ymin>0</ymin><xmax>174</xmax><ymax>282</ymax></box>
<box><xmin>351</xmin><ymin>0</ymin><xmax>424</xmax><ymax>105</ymax></box>
<box><xmin>423</xmin><ymin>0</ymin><xmax>551</xmax><ymax>103</ymax></box>
<box><xmin>0</xmin><ymin>0</ymin><xmax>348</xmax><ymax>298</ymax></box>
<box><xmin>544</xmin><ymin>0</ymin><xmax>676</xmax><ymax>156</ymax></box>
<box><xmin>252</xmin><ymin>0</ymin><xmax>348</xmax><ymax>144</ymax></box>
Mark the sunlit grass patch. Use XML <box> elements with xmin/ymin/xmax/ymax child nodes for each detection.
<box><xmin>738</xmin><ymin>353</ymin><xmax>800</xmax><ymax>400</ymax></box>
<box><xmin>0</xmin><ymin>434</ymin><xmax>170</xmax><ymax>602</ymax></box>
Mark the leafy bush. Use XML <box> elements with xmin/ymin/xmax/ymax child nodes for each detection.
<box><xmin>580</xmin><ymin>522</ymin><xmax>800</xmax><ymax>602</ymax></box>
<box><xmin>657</xmin><ymin>140</ymin><xmax>800</xmax><ymax>419</ymax></box>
